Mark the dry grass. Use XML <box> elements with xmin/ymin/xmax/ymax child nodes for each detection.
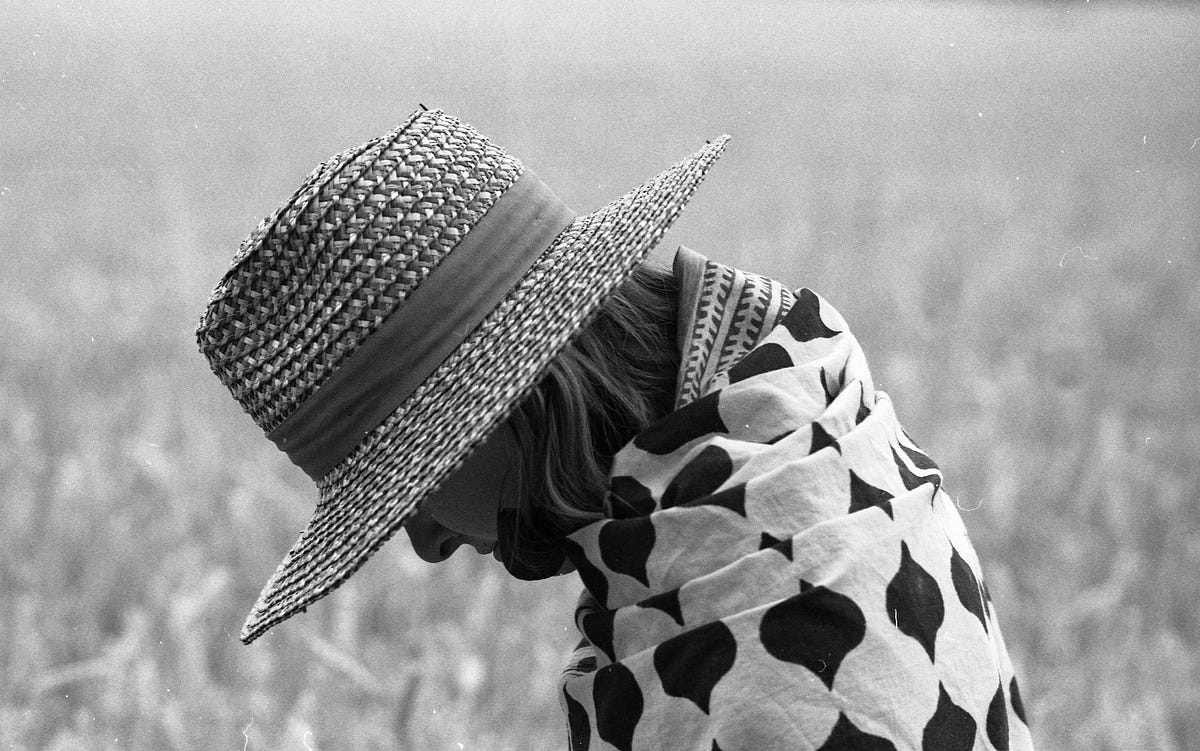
<box><xmin>2</xmin><ymin>2</ymin><xmax>1197</xmax><ymax>748</ymax></box>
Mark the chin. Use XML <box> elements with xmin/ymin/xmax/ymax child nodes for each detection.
<box><xmin>497</xmin><ymin>547</ymin><xmax>573</xmax><ymax>581</ymax></box>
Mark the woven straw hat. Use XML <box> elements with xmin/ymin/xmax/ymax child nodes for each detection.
<box><xmin>198</xmin><ymin>107</ymin><xmax>729</xmax><ymax>644</ymax></box>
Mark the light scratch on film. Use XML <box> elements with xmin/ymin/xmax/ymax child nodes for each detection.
<box><xmin>1059</xmin><ymin>246</ymin><xmax>1097</xmax><ymax>268</ymax></box>
<box><xmin>956</xmin><ymin>495</ymin><xmax>984</xmax><ymax>511</ymax></box>
<box><xmin>242</xmin><ymin>720</ymin><xmax>252</xmax><ymax>751</ymax></box>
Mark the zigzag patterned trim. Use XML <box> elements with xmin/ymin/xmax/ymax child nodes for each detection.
<box><xmin>676</xmin><ymin>259</ymin><xmax>796</xmax><ymax>407</ymax></box>
<box><xmin>677</xmin><ymin>261</ymin><xmax>735</xmax><ymax>406</ymax></box>
<box><xmin>559</xmin><ymin>590</ymin><xmax>606</xmax><ymax>685</ymax></box>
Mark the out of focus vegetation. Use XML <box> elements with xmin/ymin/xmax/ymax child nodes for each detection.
<box><xmin>1</xmin><ymin>2</ymin><xmax>1197</xmax><ymax>749</ymax></box>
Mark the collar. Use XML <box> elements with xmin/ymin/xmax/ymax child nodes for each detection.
<box><xmin>671</xmin><ymin>245</ymin><xmax>796</xmax><ymax>408</ymax></box>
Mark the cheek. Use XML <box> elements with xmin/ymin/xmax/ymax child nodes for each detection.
<box><xmin>423</xmin><ymin>421</ymin><xmax>520</xmax><ymax>542</ymax></box>
<box><xmin>427</xmin><ymin>471</ymin><xmax>501</xmax><ymax>541</ymax></box>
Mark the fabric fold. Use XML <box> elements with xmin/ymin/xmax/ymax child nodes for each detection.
<box><xmin>557</xmin><ymin>247</ymin><xmax>1033</xmax><ymax>750</ymax></box>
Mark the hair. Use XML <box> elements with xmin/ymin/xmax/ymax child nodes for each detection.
<box><xmin>498</xmin><ymin>256</ymin><xmax>681</xmax><ymax>577</ymax></box>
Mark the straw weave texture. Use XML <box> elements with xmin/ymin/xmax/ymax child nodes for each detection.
<box><xmin>196</xmin><ymin>107</ymin><xmax>729</xmax><ymax>643</ymax></box>
<box><xmin>197</xmin><ymin>109</ymin><xmax>523</xmax><ymax>432</ymax></box>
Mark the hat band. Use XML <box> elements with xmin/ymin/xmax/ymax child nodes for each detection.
<box><xmin>267</xmin><ymin>168</ymin><xmax>576</xmax><ymax>480</ymax></box>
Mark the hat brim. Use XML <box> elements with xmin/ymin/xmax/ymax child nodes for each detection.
<box><xmin>240</xmin><ymin>134</ymin><xmax>731</xmax><ymax>644</ymax></box>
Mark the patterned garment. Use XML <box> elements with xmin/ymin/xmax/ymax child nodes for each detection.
<box><xmin>556</xmin><ymin>247</ymin><xmax>1033</xmax><ymax>750</ymax></box>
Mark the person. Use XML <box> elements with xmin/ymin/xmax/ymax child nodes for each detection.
<box><xmin>197</xmin><ymin>107</ymin><xmax>1033</xmax><ymax>749</ymax></box>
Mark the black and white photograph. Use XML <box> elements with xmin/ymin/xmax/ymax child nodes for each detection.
<box><xmin>2</xmin><ymin>1</ymin><xmax>1197</xmax><ymax>748</ymax></box>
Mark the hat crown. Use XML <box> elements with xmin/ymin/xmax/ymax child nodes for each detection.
<box><xmin>197</xmin><ymin>109</ymin><xmax>524</xmax><ymax>433</ymax></box>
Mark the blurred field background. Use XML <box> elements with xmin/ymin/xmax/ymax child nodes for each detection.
<box><xmin>1</xmin><ymin>1</ymin><xmax>1197</xmax><ymax>749</ymax></box>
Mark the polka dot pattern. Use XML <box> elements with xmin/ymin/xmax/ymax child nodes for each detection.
<box><xmin>818</xmin><ymin>713</ymin><xmax>898</xmax><ymax>750</ymax></box>
<box><xmin>760</xmin><ymin>581</ymin><xmax>866</xmax><ymax>689</ymax></box>
<box><xmin>886</xmin><ymin>540</ymin><xmax>945</xmax><ymax>663</ymax></box>
<box><xmin>653</xmin><ymin>620</ymin><xmax>737</xmax><ymax>714</ymax></box>
<box><xmin>557</xmin><ymin>251</ymin><xmax>1033</xmax><ymax>749</ymax></box>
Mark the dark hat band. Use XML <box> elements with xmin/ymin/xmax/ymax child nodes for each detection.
<box><xmin>267</xmin><ymin>169</ymin><xmax>576</xmax><ymax>479</ymax></box>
